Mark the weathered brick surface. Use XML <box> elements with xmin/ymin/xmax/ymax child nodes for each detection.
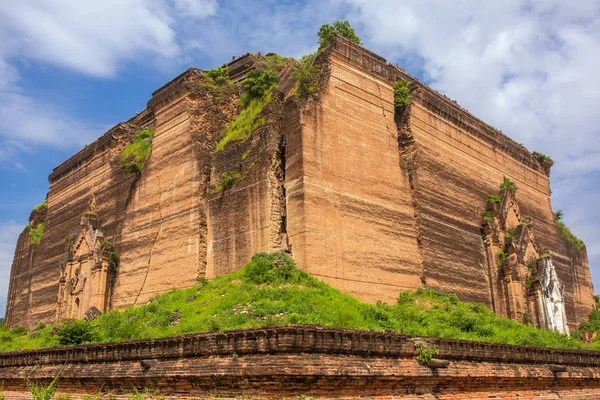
<box><xmin>285</xmin><ymin>37</ymin><xmax>594</xmax><ymax>327</ymax></box>
<box><xmin>1</xmin><ymin>327</ymin><xmax>600</xmax><ymax>399</ymax></box>
<box><xmin>5</xmin><ymin>38</ymin><xmax>595</xmax><ymax>332</ymax></box>
<box><xmin>287</xmin><ymin>47</ymin><xmax>422</xmax><ymax>303</ymax></box>
<box><xmin>207</xmin><ymin>91</ymin><xmax>287</xmax><ymax>277</ymax></box>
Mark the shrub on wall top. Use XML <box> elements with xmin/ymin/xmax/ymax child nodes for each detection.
<box><xmin>318</xmin><ymin>20</ymin><xmax>362</xmax><ymax>49</ymax></box>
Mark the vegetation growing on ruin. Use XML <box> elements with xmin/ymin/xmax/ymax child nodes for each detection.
<box><xmin>293</xmin><ymin>53</ymin><xmax>322</xmax><ymax>101</ymax></box>
<box><xmin>197</xmin><ymin>66</ymin><xmax>235</xmax><ymax>105</ymax></box>
<box><xmin>28</xmin><ymin>223</ymin><xmax>45</xmax><ymax>245</ymax></box>
<box><xmin>127</xmin><ymin>388</ymin><xmax>164</xmax><ymax>400</ymax></box>
<box><xmin>481</xmin><ymin>179</ymin><xmax>518</xmax><ymax>224</ymax></box>
<box><xmin>554</xmin><ymin>210</ymin><xmax>585</xmax><ymax>251</ymax></box>
<box><xmin>497</xmin><ymin>248</ymin><xmax>508</xmax><ymax>265</ymax></box>
<box><xmin>292</xmin><ymin>20</ymin><xmax>361</xmax><ymax>101</ymax></box>
<box><xmin>394</xmin><ymin>80</ymin><xmax>413</xmax><ymax>108</ymax></box>
<box><xmin>576</xmin><ymin>302</ymin><xmax>600</xmax><ymax>339</ymax></box>
<box><xmin>215</xmin><ymin>69</ymin><xmax>277</xmax><ymax>152</ymax></box>
<box><xmin>33</xmin><ymin>199</ymin><xmax>48</xmax><ymax>211</ymax></box>
<box><xmin>531</xmin><ymin>151</ymin><xmax>554</xmax><ymax>164</ymax></box>
<box><xmin>504</xmin><ymin>227</ymin><xmax>518</xmax><ymax>239</ymax></box>
<box><xmin>499</xmin><ymin>176</ymin><xmax>517</xmax><ymax>192</ymax></box>
<box><xmin>481</xmin><ymin>210</ymin><xmax>494</xmax><ymax>222</ymax></box>
<box><xmin>215</xmin><ymin>92</ymin><xmax>270</xmax><ymax>152</ymax></box>
<box><xmin>486</xmin><ymin>194</ymin><xmax>501</xmax><ymax>204</ymax></box>
<box><xmin>1</xmin><ymin>252</ymin><xmax>597</xmax><ymax>352</ymax></box>
<box><xmin>119</xmin><ymin>127</ymin><xmax>155</xmax><ymax>174</ymax></box>
<box><xmin>255</xmin><ymin>53</ymin><xmax>295</xmax><ymax>72</ymax></box>
<box><xmin>414</xmin><ymin>342</ymin><xmax>439</xmax><ymax>367</ymax></box>
<box><xmin>240</xmin><ymin>69</ymin><xmax>278</xmax><ymax>106</ymax></box>
<box><xmin>525</xmin><ymin>259</ymin><xmax>538</xmax><ymax>289</ymax></box>
<box><xmin>26</xmin><ymin>374</ymin><xmax>60</xmax><ymax>400</ymax></box>
<box><xmin>532</xmin><ymin>151</ymin><xmax>553</xmax><ymax>164</ymax></box>
<box><xmin>101</xmin><ymin>239</ymin><xmax>120</xmax><ymax>287</ymax></box>
<box><xmin>318</xmin><ymin>20</ymin><xmax>362</xmax><ymax>49</ymax></box>
<box><xmin>205</xmin><ymin>66</ymin><xmax>230</xmax><ymax>85</ymax></box>
<box><xmin>214</xmin><ymin>171</ymin><xmax>242</xmax><ymax>191</ymax></box>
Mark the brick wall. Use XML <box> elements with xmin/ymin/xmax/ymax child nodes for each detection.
<box><xmin>1</xmin><ymin>326</ymin><xmax>599</xmax><ymax>399</ymax></box>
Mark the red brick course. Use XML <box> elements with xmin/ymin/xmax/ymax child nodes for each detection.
<box><xmin>1</xmin><ymin>326</ymin><xmax>599</xmax><ymax>399</ymax></box>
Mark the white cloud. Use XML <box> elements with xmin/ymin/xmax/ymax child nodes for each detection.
<box><xmin>172</xmin><ymin>0</ymin><xmax>218</xmax><ymax>19</ymax></box>
<box><xmin>176</xmin><ymin>0</ymin><xmax>337</xmax><ymax>64</ymax></box>
<box><xmin>0</xmin><ymin>221</ymin><xmax>25</xmax><ymax>317</ymax></box>
<box><xmin>340</xmin><ymin>0</ymin><xmax>600</xmax><ymax>287</ymax></box>
<box><xmin>0</xmin><ymin>0</ymin><xmax>180</xmax><ymax>77</ymax></box>
<box><xmin>0</xmin><ymin>0</ymin><xmax>220</xmax><ymax>169</ymax></box>
<box><xmin>0</xmin><ymin>91</ymin><xmax>102</xmax><ymax>149</ymax></box>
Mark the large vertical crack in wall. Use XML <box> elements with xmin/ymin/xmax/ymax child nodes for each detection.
<box><xmin>395</xmin><ymin>102</ymin><xmax>426</xmax><ymax>284</ymax></box>
<box><xmin>196</xmin><ymin>166</ymin><xmax>211</xmax><ymax>279</ymax></box>
<box><xmin>371</xmin><ymin>70</ymin><xmax>396</xmax><ymax>151</ymax></box>
<box><xmin>269</xmin><ymin>136</ymin><xmax>288</xmax><ymax>253</ymax></box>
<box><xmin>133</xmin><ymin>172</ymin><xmax>164</xmax><ymax>305</ymax></box>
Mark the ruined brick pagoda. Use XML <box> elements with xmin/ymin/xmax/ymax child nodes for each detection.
<box><xmin>5</xmin><ymin>37</ymin><xmax>594</xmax><ymax>334</ymax></box>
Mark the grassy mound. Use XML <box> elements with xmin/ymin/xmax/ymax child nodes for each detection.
<box><xmin>0</xmin><ymin>253</ymin><xmax>596</xmax><ymax>352</ymax></box>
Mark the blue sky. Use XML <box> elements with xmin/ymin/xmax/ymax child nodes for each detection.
<box><xmin>1</xmin><ymin>0</ymin><xmax>599</xmax><ymax>317</ymax></box>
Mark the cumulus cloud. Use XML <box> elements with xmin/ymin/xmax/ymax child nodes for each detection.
<box><xmin>0</xmin><ymin>0</ymin><xmax>221</xmax><ymax>170</ymax></box>
<box><xmin>0</xmin><ymin>0</ymin><xmax>180</xmax><ymax>77</ymax></box>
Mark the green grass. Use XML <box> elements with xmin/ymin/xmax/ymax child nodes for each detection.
<box><xmin>578</xmin><ymin>307</ymin><xmax>600</xmax><ymax>338</ymax></box>
<box><xmin>240</xmin><ymin>69</ymin><xmax>277</xmax><ymax>106</ymax></box>
<box><xmin>26</xmin><ymin>373</ymin><xmax>60</xmax><ymax>400</ymax></box>
<box><xmin>215</xmin><ymin>91</ymin><xmax>271</xmax><ymax>152</ymax></box>
<box><xmin>0</xmin><ymin>252</ymin><xmax>596</xmax><ymax>353</ymax></box>
<box><xmin>293</xmin><ymin>53</ymin><xmax>321</xmax><ymax>101</ymax></box>
<box><xmin>215</xmin><ymin>69</ymin><xmax>276</xmax><ymax>152</ymax></box>
<box><xmin>119</xmin><ymin>127</ymin><xmax>155</xmax><ymax>174</ymax></box>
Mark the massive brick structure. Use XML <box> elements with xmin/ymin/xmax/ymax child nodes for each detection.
<box><xmin>5</xmin><ymin>37</ymin><xmax>595</xmax><ymax>333</ymax></box>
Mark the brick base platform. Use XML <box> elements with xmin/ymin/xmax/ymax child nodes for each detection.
<box><xmin>1</xmin><ymin>326</ymin><xmax>599</xmax><ymax>399</ymax></box>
